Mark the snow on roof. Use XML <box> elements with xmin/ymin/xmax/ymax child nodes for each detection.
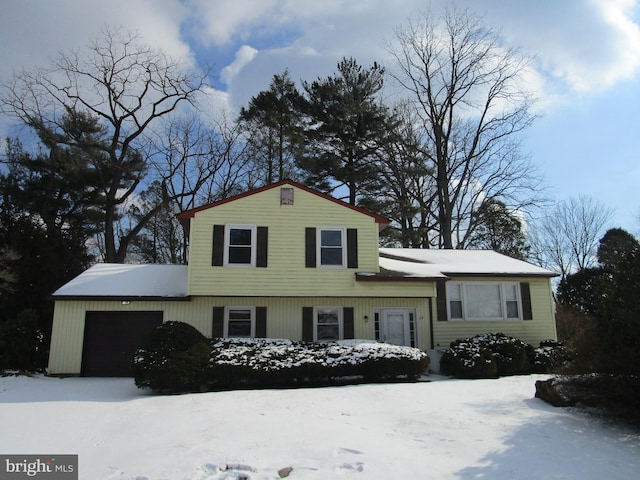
<box><xmin>379</xmin><ymin>248</ymin><xmax>557</xmax><ymax>278</ymax></box>
<box><xmin>52</xmin><ymin>249</ymin><xmax>555</xmax><ymax>299</ymax></box>
<box><xmin>52</xmin><ymin>264</ymin><xmax>189</xmax><ymax>298</ymax></box>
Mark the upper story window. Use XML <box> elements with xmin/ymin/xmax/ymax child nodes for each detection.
<box><xmin>446</xmin><ymin>281</ymin><xmax>522</xmax><ymax>321</ymax></box>
<box><xmin>318</xmin><ymin>227</ymin><xmax>346</xmax><ymax>267</ymax></box>
<box><xmin>305</xmin><ymin>227</ymin><xmax>358</xmax><ymax>269</ymax></box>
<box><xmin>225</xmin><ymin>225</ymin><xmax>256</xmax><ymax>266</ymax></box>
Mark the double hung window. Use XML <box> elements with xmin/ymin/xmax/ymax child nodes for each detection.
<box><xmin>318</xmin><ymin>228</ymin><xmax>345</xmax><ymax>267</ymax></box>
<box><xmin>224</xmin><ymin>307</ymin><xmax>255</xmax><ymax>337</ymax></box>
<box><xmin>314</xmin><ymin>307</ymin><xmax>343</xmax><ymax>341</ymax></box>
<box><xmin>224</xmin><ymin>225</ymin><xmax>256</xmax><ymax>266</ymax></box>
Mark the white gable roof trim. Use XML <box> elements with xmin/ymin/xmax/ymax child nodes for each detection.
<box><xmin>52</xmin><ymin>264</ymin><xmax>189</xmax><ymax>299</ymax></box>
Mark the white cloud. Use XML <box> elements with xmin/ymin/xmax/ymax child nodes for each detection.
<box><xmin>183</xmin><ymin>0</ymin><xmax>349</xmax><ymax>46</ymax></box>
<box><xmin>480</xmin><ymin>0</ymin><xmax>640</xmax><ymax>93</ymax></box>
<box><xmin>3</xmin><ymin>0</ymin><xmax>640</xmax><ymax>133</ymax></box>
<box><xmin>0</xmin><ymin>0</ymin><xmax>192</xmax><ymax>74</ymax></box>
<box><xmin>220</xmin><ymin>45</ymin><xmax>259</xmax><ymax>86</ymax></box>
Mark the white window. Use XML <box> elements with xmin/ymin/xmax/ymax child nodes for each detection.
<box><xmin>314</xmin><ymin>307</ymin><xmax>343</xmax><ymax>341</ymax></box>
<box><xmin>224</xmin><ymin>307</ymin><xmax>255</xmax><ymax>337</ymax></box>
<box><xmin>317</xmin><ymin>227</ymin><xmax>345</xmax><ymax>267</ymax></box>
<box><xmin>224</xmin><ymin>224</ymin><xmax>256</xmax><ymax>266</ymax></box>
<box><xmin>446</xmin><ymin>282</ymin><xmax>522</xmax><ymax>321</ymax></box>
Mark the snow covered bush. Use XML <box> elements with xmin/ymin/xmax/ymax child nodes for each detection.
<box><xmin>206</xmin><ymin>339</ymin><xmax>430</xmax><ymax>389</ymax></box>
<box><xmin>440</xmin><ymin>333</ymin><xmax>532</xmax><ymax>378</ymax></box>
<box><xmin>439</xmin><ymin>342</ymin><xmax>497</xmax><ymax>379</ymax></box>
<box><xmin>134</xmin><ymin>325</ymin><xmax>430</xmax><ymax>393</ymax></box>
<box><xmin>133</xmin><ymin>321</ymin><xmax>211</xmax><ymax>393</ymax></box>
<box><xmin>529</xmin><ymin>339</ymin><xmax>574</xmax><ymax>373</ymax></box>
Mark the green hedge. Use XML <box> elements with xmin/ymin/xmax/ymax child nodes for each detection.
<box><xmin>134</xmin><ymin>322</ymin><xmax>430</xmax><ymax>393</ymax></box>
<box><xmin>440</xmin><ymin>333</ymin><xmax>571</xmax><ymax>379</ymax></box>
<box><xmin>133</xmin><ymin>321</ymin><xmax>210</xmax><ymax>392</ymax></box>
<box><xmin>207</xmin><ymin>338</ymin><xmax>430</xmax><ymax>389</ymax></box>
<box><xmin>440</xmin><ymin>333</ymin><xmax>531</xmax><ymax>378</ymax></box>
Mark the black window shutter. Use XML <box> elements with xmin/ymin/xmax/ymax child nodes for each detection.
<box><xmin>520</xmin><ymin>282</ymin><xmax>533</xmax><ymax>320</ymax></box>
<box><xmin>257</xmin><ymin>227</ymin><xmax>268</xmax><ymax>268</ymax></box>
<box><xmin>212</xmin><ymin>306</ymin><xmax>225</xmax><ymax>337</ymax></box>
<box><xmin>302</xmin><ymin>307</ymin><xmax>314</xmax><ymax>341</ymax></box>
<box><xmin>256</xmin><ymin>306</ymin><xmax>267</xmax><ymax>337</ymax></box>
<box><xmin>212</xmin><ymin>225</ymin><xmax>225</xmax><ymax>266</ymax></box>
<box><xmin>347</xmin><ymin>229</ymin><xmax>358</xmax><ymax>268</ymax></box>
<box><xmin>305</xmin><ymin>227</ymin><xmax>316</xmax><ymax>268</ymax></box>
<box><xmin>343</xmin><ymin>307</ymin><xmax>355</xmax><ymax>339</ymax></box>
<box><xmin>436</xmin><ymin>280</ymin><xmax>448</xmax><ymax>321</ymax></box>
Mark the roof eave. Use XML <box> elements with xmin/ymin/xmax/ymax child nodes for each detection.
<box><xmin>441</xmin><ymin>271</ymin><xmax>559</xmax><ymax>278</ymax></box>
<box><xmin>50</xmin><ymin>295</ymin><xmax>192</xmax><ymax>302</ymax></box>
<box><xmin>355</xmin><ymin>272</ymin><xmax>445</xmax><ymax>282</ymax></box>
<box><xmin>177</xmin><ymin>180</ymin><xmax>391</xmax><ymax>227</ymax></box>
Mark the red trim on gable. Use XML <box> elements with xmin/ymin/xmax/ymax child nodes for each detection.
<box><xmin>177</xmin><ymin>180</ymin><xmax>390</xmax><ymax>225</ymax></box>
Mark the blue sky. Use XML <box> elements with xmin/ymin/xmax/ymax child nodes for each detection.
<box><xmin>1</xmin><ymin>0</ymin><xmax>639</xmax><ymax>231</ymax></box>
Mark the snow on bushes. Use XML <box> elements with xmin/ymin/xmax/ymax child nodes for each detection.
<box><xmin>440</xmin><ymin>333</ymin><xmax>567</xmax><ymax>379</ymax></box>
<box><xmin>209</xmin><ymin>338</ymin><xmax>429</xmax><ymax>388</ymax></box>
<box><xmin>530</xmin><ymin>339</ymin><xmax>574</xmax><ymax>373</ymax></box>
<box><xmin>134</xmin><ymin>323</ymin><xmax>430</xmax><ymax>393</ymax></box>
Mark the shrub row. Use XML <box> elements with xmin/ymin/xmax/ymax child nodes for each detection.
<box><xmin>133</xmin><ymin>321</ymin><xmax>430</xmax><ymax>393</ymax></box>
<box><xmin>439</xmin><ymin>333</ymin><xmax>571</xmax><ymax>379</ymax></box>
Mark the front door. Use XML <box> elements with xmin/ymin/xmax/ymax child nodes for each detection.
<box><xmin>381</xmin><ymin>309</ymin><xmax>411</xmax><ymax>346</ymax></box>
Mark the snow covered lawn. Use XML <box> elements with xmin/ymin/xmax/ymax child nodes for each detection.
<box><xmin>1</xmin><ymin>374</ymin><xmax>638</xmax><ymax>479</ymax></box>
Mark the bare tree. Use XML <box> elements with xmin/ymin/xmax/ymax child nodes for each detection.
<box><xmin>365</xmin><ymin>102</ymin><xmax>436</xmax><ymax>247</ymax></box>
<box><xmin>203</xmin><ymin>108</ymin><xmax>253</xmax><ymax>201</ymax></box>
<box><xmin>388</xmin><ymin>8</ymin><xmax>542</xmax><ymax>248</ymax></box>
<box><xmin>530</xmin><ymin>195</ymin><xmax>614</xmax><ymax>280</ymax></box>
<box><xmin>0</xmin><ymin>27</ymin><xmax>208</xmax><ymax>263</ymax></box>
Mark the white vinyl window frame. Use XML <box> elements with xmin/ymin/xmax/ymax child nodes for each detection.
<box><xmin>316</xmin><ymin>227</ymin><xmax>346</xmax><ymax>268</ymax></box>
<box><xmin>224</xmin><ymin>306</ymin><xmax>256</xmax><ymax>338</ymax></box>
<box><xmin>313</xmin><ymin>306</ymin><xmax>343</xmax><ymax>341</ymax></box>
<box><xmin>446</xmin><ymin>281</ymin><xmax>523</xmax><ymax>321</ymax></box>
<box><xmin>224</xmin><ymin>224</ymin><xmax>257</xmax><ymax>267</ymax></box>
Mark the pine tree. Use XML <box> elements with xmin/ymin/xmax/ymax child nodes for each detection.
<box><xmin>239</xmin><ymin>70</ymin><xmax>305</xmax><ymax>184</ymax></box>
<box><xmin>300</xmin><ymin>57</ymin><xmax>395</xmax><ymax>205</ymax></box>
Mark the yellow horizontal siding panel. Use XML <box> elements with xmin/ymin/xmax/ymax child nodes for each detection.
<box><xmin>187</xmin><ymin>184</ymin><xmax>383</xmax><ymax>297</ymax></box>
<box><xmin>432</xmin><ymin>276</ymin><xmax>557</xmax><ymax>348</ymax></box>
<box><xmin>48</xmin><ymin>296</ymin><xmax>433</xmax><ymax>375</ymax></box>
<box><xmin>48</xmin><ymin>299</ymin><xmax>212</xmax><ymax>375</ymax></box>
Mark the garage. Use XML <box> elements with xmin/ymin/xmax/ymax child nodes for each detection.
<box><xmin>81</xmin><ymin>311</ymin><xmax>163</xmax><ymax>377</ymax></box>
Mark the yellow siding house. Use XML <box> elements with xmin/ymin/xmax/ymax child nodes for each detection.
<box><xmin>48</xmin><ymin>181</ymin><xmax>557</xmax><ymax>376</ymax></box>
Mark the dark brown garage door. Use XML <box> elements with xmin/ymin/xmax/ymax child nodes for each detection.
<box><xmin>81</xmin><ymin>311</ymin><xmax>163</xmax><ymax>377</ymax></box>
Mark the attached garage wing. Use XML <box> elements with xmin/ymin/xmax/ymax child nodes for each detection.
<box><xmin>81</xmin><ymin>311</ymin><xmax>163</xmax><ymax>377</ymax></box>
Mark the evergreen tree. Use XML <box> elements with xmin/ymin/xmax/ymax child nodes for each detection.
<box><xmin>558</xmin><ymin>228</ymin><xmax>639</xmax><ymax>315</ymax></box>
<box><xmin>466</xmin><ymin>198</ymin><xmax>530</xmax><ymax>259</ymax></box>
<box><xmin>597</xmin><ymin>227</ymin><xmax>639</xmax><ymax>270</ymax></box>
<box><xmin>597</xmin><ymin>244</ymin><xmax>640</xmax><ymax>374</ymax></box>
<box><xmin>239</xmin><ymin>70</ymin><xmax>305</xmax><ymax>184</ymax></box>
<box><xmin>0</xmin><ymin>133</ymin><xmax>101</xmax><ymax>369</ymax></box>
<box><xmin>300</xmin><ymin>57</ymin><xmax>395</xmax><ymax>204</ymax></box>
<box><xmin>557</xmin><ymin>228</ymin><xmax>640</xmax><ymax>374</ymax></box>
